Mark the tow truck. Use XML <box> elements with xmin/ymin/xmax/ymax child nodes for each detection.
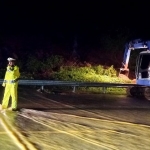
<box><xmin>119</xmin><ymin>39</ymin><xmax>150</xmax><ymax>99</ymax></box>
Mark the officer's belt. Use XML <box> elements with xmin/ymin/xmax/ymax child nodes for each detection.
<box><xmin>4</xmin><ymin>79</ymin><xmax>18</xmax><ymax>83</ymax></box>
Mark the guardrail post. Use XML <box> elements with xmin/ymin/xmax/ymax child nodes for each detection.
<box><xmin>102</xmin><ymin>87</ymin><xmax>106</xmax><ymax>94</ymax></box>
<box><xmin>41</xmin><ymin>85</ymin><xmax>44</xmax><ymax>91</ymax></box>
<box><xmin>72</xmin><ymin>86</ymin><xmax>76</xmax><ymax>93</ymax></box>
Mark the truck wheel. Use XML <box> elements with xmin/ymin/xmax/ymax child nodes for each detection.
<box><xmin>144</xmin><ymin>87</ymin><xmax>150</xmax><ymax>100</ymax></box>
<box><xmin>129</xmin><ymin>86</ymin><xmax>137</xmax><ymax>97</ymax></box>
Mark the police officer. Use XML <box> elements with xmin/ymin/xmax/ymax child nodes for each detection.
<box><xmin>0</xmin><ymin>57</ymin><xmax>20</xmax><ymax>111</ymax></box>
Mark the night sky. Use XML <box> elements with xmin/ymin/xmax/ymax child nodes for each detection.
<box><xmin>0</xmin><ymin>0</ymin><xmax>150</xmax><ymax>45</ymax></box>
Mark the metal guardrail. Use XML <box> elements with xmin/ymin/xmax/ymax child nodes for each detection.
<box><xmin>0</xmin><ymin>79</ymin><xmax>139</xmax><ymax>93</ymax></box>
<box><xmin>0</xmin><ymin>79</ymin><xmax>137</xmax><ymax>86</ymax></box>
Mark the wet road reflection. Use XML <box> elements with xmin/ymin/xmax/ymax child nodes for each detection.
<box><xmin>0</xmin><ymin>112</ymin><xmax>20</xmax><ymax>150</ymax></box>
<box><xmin>1</xmin><ymin>87</ymin><xmax>150</xmax><ymax>150</ymax></box>
<box><xmin>17</xmin><ymin>108</ymin><xmax>150</xmax><ymax>150</ymax></box>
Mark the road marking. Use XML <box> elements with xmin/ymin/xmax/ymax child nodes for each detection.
<box><xmin>0</xmin><ymin>114</ymin><xmax>38</xmax><ymax>150</ymax></box>
<box><xmin>20</xmin><ymin>113</ymin><xmax>119</xmax><ymax>150</ymax></box>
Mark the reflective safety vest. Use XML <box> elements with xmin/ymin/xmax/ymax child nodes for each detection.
<box><xmin>3</xmin><ymin>66</ymin><xmax>20</xmax><ymax>83</ymax></box>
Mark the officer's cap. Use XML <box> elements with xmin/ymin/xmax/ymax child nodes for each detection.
<box><xmin>7</xmin><ymin>57</ymin><xmax>16</xmax><ymax>61</ymax></box>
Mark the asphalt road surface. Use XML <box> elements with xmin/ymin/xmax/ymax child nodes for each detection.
<box><xmin>1</xmin><ymin>86</ymin><xmax>150</xmax><ymax>150</ymax></box>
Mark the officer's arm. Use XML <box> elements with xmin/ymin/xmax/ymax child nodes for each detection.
<box><xmin>14</xmin><ymin>66</ymin><xmax>20</xmax><ymax>81</ymax></box>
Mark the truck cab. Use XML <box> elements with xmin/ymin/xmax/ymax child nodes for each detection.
<box><xmin>135</xmin><ymin>51</ymin><xmax>150</xmax><ymax>86</ymax></box>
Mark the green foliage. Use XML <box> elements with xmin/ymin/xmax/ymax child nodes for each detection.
<box><xmin>54</xmin><ymin>66</ymin><xmax>131</xmax><ymax>93</ymax></box>
<box><xmin>92</xmin><ymin>65</ymin><xmax>104</xmax><ymax>75</ymax></box>
<box><xmin>53</xmin><ymin>65</ymin><xmax>127</xmax><ymax>83</ymax></box>
<box><xmin>54</xmin><ymin>66</ymin><xmax>96</xmax><ymax>81</ymax></box>
<box><xmin>26</xmin><ymin>55</ymin><xmax>64</xmax><ymax>73</ymax></box>
<box><xmin>45</xmin><ymin>55</ymin><xmax>64</xmax><ymax>69</ymax></box>
<box><xmin>78</xmin><ymin>87</ymin><xmax>126</xmax><ymax>94</ymax></box>
<box><xmin>103</xmin><ymin>65</ymin><xmax>117</xmax><ymax>77</ymax></box>
<box><xmin>52</xmin><ymin>64</ymin><xmax>131</xmax><ymax>94</ymax></box>
<box><xmin>92</xmin><ymin>65</ymin><xmax>117</xmax><ymax>77</ymax></box>
<box><xmin>26</xmin><ymin>56</ymin><xmax>44</xmax><ymax>72</ymax></box>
